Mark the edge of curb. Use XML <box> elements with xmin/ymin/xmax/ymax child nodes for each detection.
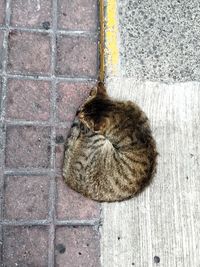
<box><xmin>99</xmin><ymin>0</ymin><xmax>120</xmax><ymax>82</ymax></box>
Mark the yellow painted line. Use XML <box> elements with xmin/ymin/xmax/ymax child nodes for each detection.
<box><xmin>99</xmin><ymin>0</ymin><xmax>120</xmax><ymax>81</ymax></box>
<box><xmin>99</xmin><ymin>0</ymin><xmax>105</xmax><ymax>82</ymax></box>
<box><xmin>105</xmin><ymin>0</ymin><xmax>120</xmax><ymax>76</ymax></box>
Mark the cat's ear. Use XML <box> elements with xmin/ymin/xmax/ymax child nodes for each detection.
<box><xmin>97</xmin><ymin>82</ymin><xmax>107</xmax><ymax>96</ymax></box>
<box><xmin>90</xmin><ymin>82</ymin><xmax>107</xmax><ymax>97</ymax></box>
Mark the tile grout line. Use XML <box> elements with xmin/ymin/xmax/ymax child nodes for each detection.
<box><xmin>4</xmin><ymin>119</ymin><xmax>72</xmax><ymax>127</ymax></box>
<box><xmin>0</xmin><ymin>219</ymin><xmax>100</xmax><ymax>226</ymax></box>
<box><xmin>4</xmin><ymin>168</ymin><xmax>54</xmax><ymax>176</ymax></box>
<box><xmin>4</xmin><ymin>121</ymin><xmax>65</xmax><ymax>127</ymax></box>
<box><xmin>0</xmin><ymin>0</ymin><xmax>11</xmax><ymax>121</ymax></box>
<box><xmin>4</xmin><ymin>168</ymin><xmax>65</xmax><ymax>176</ymax></box>
<box><xmin>0</xmin><ymin>0</ymin><xmax>12</xmax><ymax>263</ymax></box>
<box><xmin>0</xmin><ymin>25</ymin><xmax>99</xmax><ymax>36</ymax></box>
<box><xmin>0</xmin><ymin>73</ymin><xmax>97</xmax><ymax>81</ymax></box>
<box><xmin>48</xmin><ymin>0</ymin><xmax>58</xmax><ymax>266</ymax></box>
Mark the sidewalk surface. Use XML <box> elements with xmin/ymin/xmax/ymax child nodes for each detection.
<box><xmin>1</xmin><ymin>1</ymin><xmax>200</xmax><ymax>267</ymax></box>
<box><xmin>101</xmin><ymin>0</ymin><xmax>200</xmax><ymax>267</ymax></box>
<box><xmin>0</xmin><ymin>1</ymin><xmax>101</xmax><ymax>266</ymax></box>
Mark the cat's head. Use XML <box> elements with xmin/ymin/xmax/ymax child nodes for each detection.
<box><xmin>78</xmin><ymin>82</ymin><xmax>114</xmax><ymax>133</ymax></box>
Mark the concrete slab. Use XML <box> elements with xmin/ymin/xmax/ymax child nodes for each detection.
<box><xmin>101</xmin><ymin>79</ymin><xmax>200</xmax><ymax>267</ymax></box>
<box><xmin>118</xmin><ymin>0</ymin><xmax>200</xmax><ymax>82</ymax></box>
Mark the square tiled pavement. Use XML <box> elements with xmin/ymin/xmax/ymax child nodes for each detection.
<box><xmin>8</xmin><ymin>31</ymin><xmax>51</xmax><ymax>75</ymax></box>
<box><xmin>0</xmin><ymin>1</ymin><xmax>101</xmax><ymax>266</ymax></box>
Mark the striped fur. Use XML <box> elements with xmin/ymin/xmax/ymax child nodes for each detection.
<box><xmin>63</xmin><ymin>83</ymin><xmax>157</xmax><ymax>202</ymax></box>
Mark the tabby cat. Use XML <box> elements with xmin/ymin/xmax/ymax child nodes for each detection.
<box><xmin>63</xmin><ymin>83</ymin><xmax>157</xmax><ymax>202</ymax></box>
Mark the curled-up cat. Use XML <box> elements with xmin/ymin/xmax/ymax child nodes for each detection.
<box><xmin>63</xmin><ymin>82</ymin><xmax>157</xmax><ymax>202</ymax></box>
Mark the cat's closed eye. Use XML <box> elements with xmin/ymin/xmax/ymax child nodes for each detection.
<box><xmin>113</xmin><ymin>143</ymin><xmax>119</xmax><ymax>150</ymax></box>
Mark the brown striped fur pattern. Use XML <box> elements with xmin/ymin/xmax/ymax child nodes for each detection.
<box><xmin>63</xmin><ymin>83</ymin><xmax>157</xmax><ymax>202</ymax></box>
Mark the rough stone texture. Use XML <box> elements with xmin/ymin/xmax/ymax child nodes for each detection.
<box><xmin>56</xmin><ymin>82</ymin><xmax>93</xmax><ymax>122</ymax></box>
<box><xmin>3</xmin><ymin>226</ymin><xmax>48</xmax><ymax>266</ymax></box>
<box><xmin>0</xmin><ymin>30</ymin><xmax>4</xmax><ymax>71</ymax></box>
<box><xmin>118</xmin><ymin>0</ymin><xmax>200</xmax><ymax>82</ymax></box>
<box><xmin>4</xmin><ymin>176</ymin><xmax>49</xmax><ymax>220</ymax></box>
<box><xmin>58</xmin><ymin>0</ymin><xmax>98</xmax><ymax>31</ymax></box>
<box><xmin>0</xmin><ymin>0</ymin><xmax>5</xmax><ymax>25</ymax></box>
<box><xmin>6</xmin><ymin>79</ymin><xmax>51</xmax><ymax>121</ymax></box>
<box><xmin>7</xmin><ymin>31</ymin><xmax>51</xmax><ymax>75</ymax></box>
<box><xmin>10</xmin><ymin>0</ymin><xmax>52</xmax><ymax>29</ymax></box>
<box><xmin>55</xmin><ymin>226</ymin><xmax>100</xmax><ymax>267</ymax></box>
<box><xmin>5</xmin><ymin>126</ymin><xmax>51</xmax><ymax>168</ymax></box>
<box><xmin>56</xmin><ymin>177</ymin><xmax>100</xmax><ymax>220</ymax></box>
<box><xmin>56</xmin><ymin>36</ymin><xmax>98</xmax><ymax>77</ymax></box>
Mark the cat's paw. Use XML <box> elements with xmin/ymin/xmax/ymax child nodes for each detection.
<box><xmin>80</xmin><ymin>123</ymin><xmax>91</xmax><ymax>134</ymax></box>
<box><xmin>67</xmin><ymin>119</ymin><xmax>81</xmax><ymax>140</ymax></box>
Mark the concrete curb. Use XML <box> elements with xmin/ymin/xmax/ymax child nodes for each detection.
<box><xmin>99</xmin><ymin>0</ymin><xmax>120</xmax><ymax>81</ymax></box>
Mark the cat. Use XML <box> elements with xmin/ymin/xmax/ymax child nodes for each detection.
<box><xmin>63</xmin><ymin>82</ymin><xmax>157</xmax><ymax>202</ymax></box>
